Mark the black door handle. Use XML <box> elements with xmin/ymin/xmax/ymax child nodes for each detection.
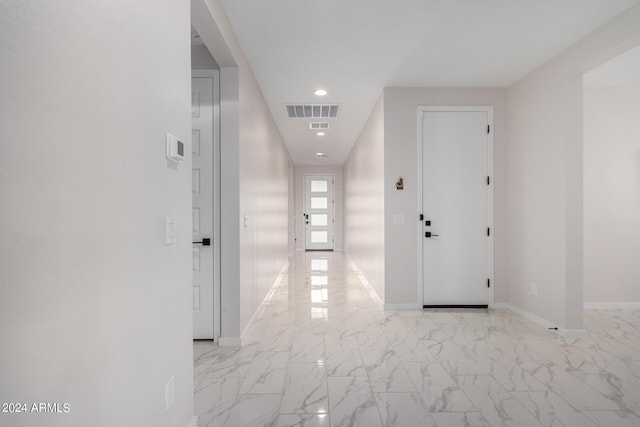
<box><xmin>425</xmin><ymin>232</ymin><xmax>439</xmax><ymax>238</ymax></box>
<box><xmin>193</xmin><ymin>238</ymin><xmax>211</xmax><ymax>246</ymax></box>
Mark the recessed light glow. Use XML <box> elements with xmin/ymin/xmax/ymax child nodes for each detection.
<box><xmin>316</xmin><ymin>152</ymin><xmax>325</xmax><ymax>157</ymax></box>
<box><xmin>314</xmin><ymin>89</ymin><xmax>327</xmax><ymax>97</ymax></box>
<box><xmin>316</xmin><ymin>132</ymin><xmax>325</xmax><ymax>136</ymax></box>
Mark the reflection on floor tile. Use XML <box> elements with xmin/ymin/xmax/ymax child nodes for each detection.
<box><xmin>277</xmin><ymin>413</ymin><xmax>330</xmax><ymax>427</ymax></box>
<box><xmin>280</xmin><ymin>363</ymin><xmax>329</xmax><ymax>414</ymax></box>
<box><xmin>195</xmin><ymin>252</ymin><xmax>640</xmax><ymax>426</ymax></box>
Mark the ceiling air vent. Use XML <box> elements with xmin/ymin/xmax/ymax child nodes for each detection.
<box><xmin>286</xmin><ymin>104</ymin><xmax>339</xmax><ymax>118</ymax></box>
<box><xmin>310</xmin><ymin>122</ymin><xmax>330</xmax><ymax>130</ymax></box>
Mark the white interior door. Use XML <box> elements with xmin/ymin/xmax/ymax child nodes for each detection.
<box><xmin>304</xmin><ymin>175</ymin><xmax>334</xmax><ymax>251</ymax></box>
<box><xmin>421</xmin><ymin>109</ymin><xmax>492</xmax><ymax>306</ymax></box>
<box><xmin>192</xmin><ymin>75</ymin><xmax>215</xmax><ymax>339</ymax></box>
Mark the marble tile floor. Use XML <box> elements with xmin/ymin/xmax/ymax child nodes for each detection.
<box><xmin>194</xmin><ymin>252</ymin><xmax>640</xmax><ymax>427</ymax></box>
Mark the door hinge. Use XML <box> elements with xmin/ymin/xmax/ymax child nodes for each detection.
<box><xmin>487</xmin><ymin>176</ymin><xmax>490</xmax><ymax>185</ymax></box>
<box><xmin>487</xmin><ymin>124</ymin><xmax>490</xmax><ymax>134</ymax></box>
<box><xmin>487</xmin><ymin>227</ymin><xmax>490</xmax><ymax>236</ymax></box>
<box><xmin>487</xmin><ymin>278</ymin><xmax>491</xmax><ymax>288</ymax></box>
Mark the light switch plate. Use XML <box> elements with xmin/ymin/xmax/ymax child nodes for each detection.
<box><xmin>166</xmin><ymin>133</ymin><xmax>184</xmax><ymax>163</ymax></box>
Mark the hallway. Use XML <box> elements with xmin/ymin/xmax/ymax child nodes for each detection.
<box><xmin>193</xmin><ymin>253</ymin><xmax>640</xmax><ymax>427</ymax></box>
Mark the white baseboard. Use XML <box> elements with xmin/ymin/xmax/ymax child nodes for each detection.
<box><xmin>361</xmin><ymin>281</ymin><xmax>383</xmax><ymax>305</ymax></box>
<box><xmin>584</xmin><ymin>302</ymin><xmax>640</xmax><ymax>310</ymax></box>
<box><xmin>490</xmin><ymin>303</ymin><xmax>514</xmax><ymax>311</ymax></box>
<box><xmin>492</xmin><ymin>303</ymin><xmax>557</xmax><ymax>329</ymax></box>
<box><xmin>384</xmin><ymin>304</ymin><xmax>422</xmax><ymax>310</ymax></box>
<box><xmin>492</xmin><ymin>303</ymin><xmax>587</xmax><ymax>338</ymax></box>
<box><xmin>238</xmin><ymin>261</ymin><xmax>290</xmax><ymax>346</ymax></box>
<box><xmin>559</xmin><ymin>328</ymin><xmax>588</xmax><ymax>338</ymax></box>
<box><xmin>217</xmin><ymin>336</ymin><xmax>241</xmax><ymax>347</ymax></box>
<box><xmin>344</xmin><ymin>254</ymin><xmax>383</xmax><ymax>305</ymax></box>
<box><xmin>186</xmin><ymin>416</ymin><xmax>198</xmax><ymax>427</ymax></box>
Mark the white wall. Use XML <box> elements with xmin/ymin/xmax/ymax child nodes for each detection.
<box><xmin>193</xmin><ymin>0</ymin><xmax>291</xmax><ymax>340</ymax></box>
<box><xmin>0</xmin><ymin>2</ymin><xmax>193</xmax><ymax>427</ymax></box>
<box><xmin>506</xmin><ymin>4</ymin><xmax>640</xmax><ymax>330</ymax></box>
<box><xmin>238</xmin><ymin>60</ymin><xmax>290</xmax><ymax>336</ymax></box>
<box><xmin>583</xmin><ymin>86</ymin><xmax>640</xmax><ymax>304</ymax></box>
<box><xmin>382</xmin><ymin>88</ymin><xmax>508</xmax><ymax>306</ymax></box>
<box><xmin>294</xmin><ymin>166</ymin><xmax>344</xmax><ymax>252</ymax></box>
<box><xmin>344</xmin><ymin>96</ymin><xmax>385</xmax><ymax>301</ymax></box>
<box><xmin>191</xmin><ymin>45</ymin><xmax>219</xmax><ymax>69</ymax></box>
<box><xmin>288</xmin><ymin>163</ymin><xmax>296</xmax><ymax>256</ymax></box>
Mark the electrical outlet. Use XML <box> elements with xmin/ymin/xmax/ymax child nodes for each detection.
<box><xmin>165</xmin><ymin>376</ymin><xmax>175</xmax><ymax>411</ymax></box>
<box><xmin>531</xmin><ymin>283</ymin><xmax>538</xmax><ymax>296</ymax></box>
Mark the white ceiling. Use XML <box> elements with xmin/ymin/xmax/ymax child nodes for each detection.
<box><xmin>584</xmin><ymin>44</ymin><xmax>640</xmax><ymax>87</ymax></box>
<box><xmin>221</xmin><ymin>0</ymin><xmax>639</xmax><ymax>166</ymax></box>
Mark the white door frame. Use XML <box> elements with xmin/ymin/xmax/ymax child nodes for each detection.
<box><xmin>416</xmin><ymin>106</ymin><xmax>495</xmax><ymax>307</ymax></box>
<box><xmin>303</xmin><ymin>173</ymin><xmax>335</xmax><ymax>251</ymax></box>
<box><xmin>192</xmin><ymin>69</ymin><xmax>221</xmax><ymax>340</ymax></box>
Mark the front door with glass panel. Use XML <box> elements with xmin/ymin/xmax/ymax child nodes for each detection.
<box><xmin>304</xmin><ymin>175</ymin><xmax>334</xmax><ymax>250</ymax></box>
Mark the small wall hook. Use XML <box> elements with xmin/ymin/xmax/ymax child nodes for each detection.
<box><xmin>396</xmin><ymin>177</ymin><xmax>404</xmax><ymax>190</ymax></box>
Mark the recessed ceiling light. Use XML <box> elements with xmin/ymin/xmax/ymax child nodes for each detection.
<box><xmin>316</xmin><ymin>132</ymin><xmax>325</xmax><ymax>136</ymax></box>
<box><xmin>314</xmin><ymin>89</ymin><xmax>327</xmax><ymax>97</ymax></box>
<box><xmin>316</xmin><ymin>152</ymin><xmax>327</xmax><ymax>157</ymax></box>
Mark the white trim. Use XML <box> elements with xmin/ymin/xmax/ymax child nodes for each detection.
<box><xmin>559</xmin><ymin>329</ymin><xmax>588</xmax><ymax>338</ymax></box>
<box><xmin>492</xmin><ymin>303</ymin><xmax>557</xmax><ymax>329</ymax></box>
<box><xmin>288</xmin><ymin>164</ymin><xmax>296</xmax><ymax>256</ymax></box>
<box><xmin>384</xmin><ymin>304</ymin><xmax>422</xmax><ymax>311</ymax></box>
<box><xmin>489</xmin><ymin>303</ymin><xmax>588</xmax><ymax>338</ymax></box>
<box><xmin>490</xmin><ymin>302</ymin><xmax>509</xmax><ymax>310</ymax></box>
<box><xmin>359</xmin><ymin>273</ymin><xmax>383</xmax><ymax>305</ymax></box>
<box><xmin>217</xmin><ymin>336</ymin><xmax>241</xmax><ymax>347</ymax></box>
<box><xmin>417</xmin><ymin>106</ymin><xmax>495</xmax><ymax>307</ymax></box>
<box><xmin>192</xmin><ymin>69</ymin><xmax>222</xmax><ymax>342</ymax></box>
<box><xmin>584</xmin><ymin>302</ymin><xmax>640</xmax><ymax>310</ymax></box>
<box><xmin>238</xmin><ymin>261</ymin><xmax>290</xmax><ymax>345</ymax></box>
<box><xmin>345</xmin><ymin>254</ymin><xmax>383</xmax><ymax>305</ymax></box>
<box><xmin>186</xmin><ymin>416</ymin><xmax>198</xmax><ymax>427</ymax></box>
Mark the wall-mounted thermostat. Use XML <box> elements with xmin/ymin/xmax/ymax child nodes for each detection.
<box><xmin>166</xmin><ymin>133</ymin><xmax>184</xmax><ymax>163</ymax></box>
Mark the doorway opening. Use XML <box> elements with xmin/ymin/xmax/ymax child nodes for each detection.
<box><xmin>191</xmin><ymin>27</ymin><xmax>221</xmax><ymax>341</ymax></box>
